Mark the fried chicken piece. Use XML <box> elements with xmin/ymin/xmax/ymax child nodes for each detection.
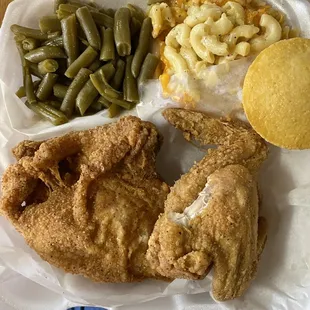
<box><xmin>12</xmin><ymin>140</ymin><xmax>42</xmax><ymax>160</ymax></box>
<box><xmin>0</xmin><ymin>116</ymin><xmax>169</xmax><ymax>283</ymax></box>
<box><xmin>147</xmin><ymin>108</ymin><xmax>268</xmax><ymax>301</ymax></box>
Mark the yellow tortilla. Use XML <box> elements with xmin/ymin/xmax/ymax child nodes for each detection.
<box><xmin>243</xmin><ymin>38</ymin><xmax>310</xmax><ymax>150</ymax></box>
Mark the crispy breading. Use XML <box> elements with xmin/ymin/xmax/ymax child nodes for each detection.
<box><xmin>147</xmin><ymin>108</ymin><xmax>268</xmax><ymax>301</ymax></box>
<box><xmin>1</xmin><ymin>116</ymin><xmax>170</xmax><ymax>283</ymax></box>
<box><xmin>1</xmin><ymin>110</ymin><xmax>269</xmax><ymax>300</ymax></box>
<box><xmin>12</xmin><ymin>140</ymin><xmax>42</xmax><ymax>160</ymax></box>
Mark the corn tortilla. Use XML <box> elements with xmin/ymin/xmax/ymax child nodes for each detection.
<box><xmin>243</xmin><ymin>38</ymin><xmax>310</xmax><ymax>150</ymax></box>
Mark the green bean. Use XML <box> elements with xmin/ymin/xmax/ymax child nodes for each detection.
<box><xmin>77</xmin><ymin>24</ymin><xmax>87</xmax><ymax>40</ymax></box>
<box><xmin>76</xmin><ymin>79</ymin><xmax>99</xmax><ymax>115</ymax></box>
<box><xmin>21</xmin><ymin>38</ymin><xmax>38</xmax><ymax>51</ymax></box>
<box><xmin>67</xmin><ymin>1</ymin><xmax>87</xmax><ymax>7</ymax></box>
<box><xmin>88</xmin><ymin>58</ymin><xmax>101</xmax><ymax>72</ymax></box>
<box><xmin>48</xmin><ymin>31</ymin><xmax>62</xmax><ymax>39</ymax></box>
<box><xmin>16</xmin><ymin>40</ymin><xmax>26</xmax><ymax>66</ymax></box>
<box><xmin>58</xmin><ymin>3</ymin><xmax>79</xmax><ymax>14</ymax></box>
<box><xmin>65</xmin><ymin>45</ymin><xmax>98</xmax><ymax>78</ymax></box>
<box><xmin>53</xmin><ymin>83</ymin><xmax>69</xmax><ymax>99</ymax></box>
<box><xmin>38</xmin><ymin>102</ymin><xmax>68</xmax><ymax>120</ymax></box>
<box><xmin>57</xmin><ymin>9</ymin><xmax>71</xmax><ymax>20</ymax></box>
<box><xmin>101</xmin><ymin>93</ymin><xmax>133</xmax><ymax>110</ymax></box>
<box><xmin>24</xmin><ymin>46</ymin><xmax>66</xmax><ymax>63</ymax></box>
<box><xmin>76</xmin><ymin>6</ymin><xmax>101</xmax><ymax>51</ymax></box>
<box><xmin>97</xmin><ymin>96</ymin><xmax>111</xmax><ymax>108</ymax></box>
<box><xmin>114</xmin><ymin>8</ymin><xmax>132</xmax><ymax>57</ymax></box>
<box><xmin>61</xmin><ymin>14</ymin><xmax>79</xmax><ymax>66</ymax></box>
<box><xmin>11</xmin><ymin>24</ymin><xmax>48</xmax><ymax>40</ymax></box>
<box><xmin>97</xmin><ymin>63</ymin><xmax>116</xmax><ymax>81</ymax></box>
<box><xmin>36</xmin><ymin>73</ymin><xmax>59</xmax><ymax>101</ymax></box>
<box><xmin>16</xmin><ymin>80</ymin><xmax>41</xmax><ymax>98</ymax></box>
<box><xmin>91</xmin><ymin>11</ymin><xmax>114</xmax><ymax>29</ymax></box>
<box><xmin>108</xmin><ymin>103</ymin><xmax>122</xmax><ymax>118</ymax></box>
<box><xmin>14</xmin><ymin>34</ymin><xmax>27</xmax><ymax>42</ymax></box>
<box><xmin>25</xmin><ymin>101</ymin><xmax>68</xmax><ymax>125</ymax></box>
<box><xmin>16</xmin><ymin>41</ymin><xmax>37</xmax><ymax>104</ymax></box>
<box><xmin>127</xmin><ymin>4</ymin><xmax>145</xmax><ymax>23</ymax></box>
<box><xmin>130</xmin><ymin>17</ymin><xmax>141</xmax><ymax>37</ymax></box>
<box><xmin>38</xmin><ymin>59</ymin><xmax>59</xmax><ymax>74</ymax></box>
<box><xmin>110</xmin><ymin>59</ymin><xmax>125</xmax><ymax>90</ymax></box>
<box><xmin>138</xmin><ymin>53</ymin><xmax>159</xmax><ymax>85</ymax></box>
<box><xmin>132</xmin><ymin>18</ymin><xmax>152</xmax><ymax>78</ymax></box>
<box><xmin>43</xmin><ymin>36</ymin><xmax>64</xmax><ymax>47</ymax></box>
<box><xmin>47</xmin><ymin>100</ymin><xmax>62</xmax><ymax>109</ymax></box>
<box><xmin>80</xmin><ymin>38</ymin><xmax>90</xmax><ymax>47</ymax></box>
<box><xmin>100</xmin><ymin>28</ymin><xmax>115</xmax><ymax>61</ymax></box>
<box><xmin>16</xmin><ymin>86</ymin><xmax>26</xmax><ymax>98</ymax></box>
<box><xmin>58</xmin><ymin>3</ymin><xmax>107</xmax><ymax>22</ymax></box>
<box><xmin>22</xmin><ymin>68</ymin><xmax>37</xmax><ymax>103</ymax></box>
<box><xmin>55</xmin><ymin>0</ymin><xmax>67</xmax><ymax>13</ymax></box>
<box><xmin>90</xmin><ymin>69</ymin><xmax>121</xmax><ymax>98</ymax></box>
<box><xmin>90</xmin><ymin>67</ymin><xmax>111</xmax><ymax>89</ymax></box>
<box><xmin>105</xmin><ymin>9</ymin><xmax>115</xmax><ymax>18</ymax></box>
<box><xmin>67</xmin><ymin>1</ymin><xmax>87</xmax><ymax>8</ymax></box>
<box><xmin>29</xmin><ymin>63</ymin><xmax>44</xmax><ymax>79</ymax></box>
<box><xmin>39</xmin><ymin>15</ymin><xmax>62</xmax><ymax>33</ymax></box>
<box><xmin>24</xmin><ymin>67</ymin><xmax>37</xmax><ymax>104</ymax></box>
<box><xmin>61</xmin><ymin>68</ymin><xmax>91</xmax><ymax>117</ymax></box>
<box><xmin>147</xmin><ymin>0</ymin><xmax>168</xmax><ymax>4</ymax></box>
<box><xmin>68</xmin><ymin>1</ymin><xmax>98</xmax><ymax>11</ymax></box>
<box><xmin>124</xmin><ymin>55</ymin><xmax>139</xmax><ymax>103</ymax></box>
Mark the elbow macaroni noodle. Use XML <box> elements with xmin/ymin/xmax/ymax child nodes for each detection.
<box><xmin>180</xmin><ymin>46</ymin><xmax>208</xmax><ymax>77</ymax></box>
<box><xmin>190</xmin><ymin>23</ymin><xmax>215</xmax><ymax>64</ymax></box>
<box><xmin>234</xmin><ymin>41</ymin><xmax>251</xmax><ymax>56</ymax></box>
<box><xmin>202</xmin><ymin>35</ymin><xmax>229</xmax><ymax>56</ymax></box>
<box><xmin>184</xmin><ymin>4</ymin><xmax>222</xmax><ymax>27</ymax></box>
<box><xmin>225</xmin><ymin>24</ymin><xmax>260</xmax><ymax>45</ymax></box>
<box><xmin>165</xmin><ymin>23</ymin><xmax>191</xmax><ymax>49</ymax></box>
<box><xmin>164</xmin><ymin>45</ymin><xmax>189</xmax><ymax>74</ymax></box>
<box><xmin>180</xmin><ymin>46</ymin><xmax>200</xmax><ymax>72</ymax></box>
<box><xmin>223</xmin><ymin>1</ymin><xmax>245</xmax><ymax>26</ymax></box>
<box><xmin>250</xmin><ymin>14</ymin><xmax>282</xmax><ymax>52</ymax></box>
<box><xmin>149</xmin><ymin>3</ymin><xmax>176</xmax><ymax>38</ymax></box>
<box><xmin>148</xmin><ymin>0</ymin><xmax>293</xmax><ymax>104</ymax></box>
<box><xmin>217</xmin><ymin>41</ymin><xmax>251</xmax><ymax>64</ymax></box>
<box><xmin>205</xmin><ymin>13</ymin><xmax>234</xmax><ymax>36</ymax></box>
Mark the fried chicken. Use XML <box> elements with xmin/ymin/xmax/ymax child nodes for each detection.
<box><xmin>147</xmin><ymin>108</ymin><xmax>268</xmax><ymax>301</ymax></box>
<box><xmin>0</xmin><ymin>116</ymin><xmax>169</xmax><ymax>283</ymax></box>
<box><xmin>1</xmin><ymin>110</ymin><xmax>269</xmax><ymax>300</ymax></box>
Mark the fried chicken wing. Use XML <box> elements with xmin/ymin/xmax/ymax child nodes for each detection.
<box><xmin>0</xmin><ymin>116</ymin><xmax>169</xmax><ymax>282</ymax></box>
<box><xmin>147</xmin><ymin>108</ymin><xmax>268</xmax><ymax>301</ymax></box>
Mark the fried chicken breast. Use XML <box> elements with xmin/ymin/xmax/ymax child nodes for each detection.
<box><xmin>0</xmin><ymin>116</ymin><xmax>169</xmax><ymax>283</ymax></box>
<box><xmin>147</xmin><ymin>108</ymin><xmax>268</xmax><ymax>301</ymax></box>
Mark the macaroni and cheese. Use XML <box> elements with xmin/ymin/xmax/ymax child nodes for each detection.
<box><xmin>148</xmin><ymin>0</ymin><xmax>297</xmax><ymax>106</ymax></box>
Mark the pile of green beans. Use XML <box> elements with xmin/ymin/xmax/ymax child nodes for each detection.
<box><xmin>12</xmin><ymin>0</ymin><xmax>160</xmax><ymax>125</ymax></box>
